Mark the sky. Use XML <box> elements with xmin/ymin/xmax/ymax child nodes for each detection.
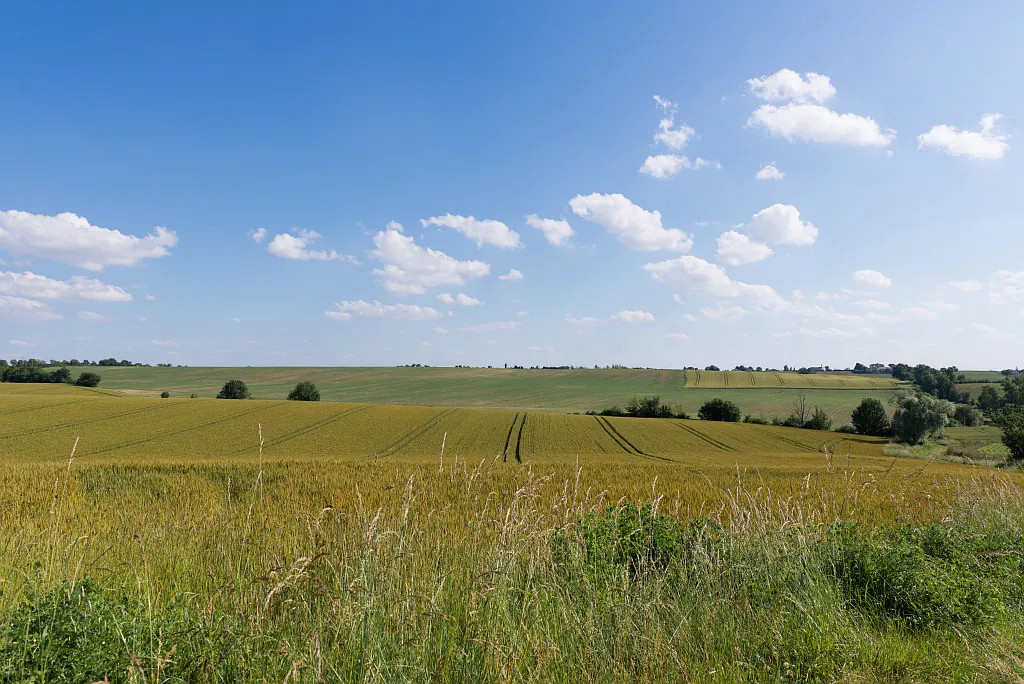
<box><xmin>1</xmin><ymin>1</ymin><xmax>1022</xmax><ymax>370</ymax></box>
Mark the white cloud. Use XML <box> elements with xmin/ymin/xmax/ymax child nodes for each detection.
<box><xmin>681</xmin><ymin>313</ymin><xmax>697</xmax><ymax>322</ymax></box>
<box><xmin>969</xmin><ymin>322</ymin><xmax>1004</xmax><ymax>338</ymax></box>
<box><xmin>950</xmin><ymin>279</ymin><xmax>983</xmax><ymax>293</ymax></box>
<box><xmin>745</xmin><ymin>204</ymin><xmax>818</xmax><ymax>246</ymax></box>
<box><xmin>566</xmin><ymin>315</ymin><xmax>604</xmax><ymax>325</ymax></box>
<box><xmin>458</xmin><ymin>321</ymin><xmax>520</xmax><ymax>332</ymax></box>
<box><xmin>639</xmin><ymin>155</ymin><xmax>717</xmax><ymax>179</ymax></box>
<box><xmin>249</xmin><ymin>228</ymin><xmax>268</xmax><ymax>244</ymax></box>
<box><xmin>610</xmin><ymin>310</ymin><xmax>655</xmax><ymax>323</ymax></box>
<box><xmin>516</xmin><ymin>310</ymin><xmax>529</xmax><ymax>316</ymax></box>
<box><xmin>499</xmin><ymin>269</ymin><xmax>524</xmax><ymax>282</ymax></box>
<box><xmin>747</xmin><ymin>69</ymin><xmax>836</xmax><ymax>104</ymax></box>
<box><xmin>325</xmin><ymin>300</ymin><xmax>442</xmax><ymax>321</ymax></box>
<box><xmin>748</xmin><ymin>104</ymin><xmax>894</xmax><ymax>147</ymax></box>
<box><xmin>776</xmin><ymin>327</ymin><xmax>859</xmax><ymax>339</ymax></box>
<box><xmin>918</xmin><ymin>114</ymin><xmax>1009</xmax><ymax>160</ymax></box>
<box><xmin>527</xmin><ymin>345</ymin><xmax>554</xmax><ymax>352</ymax></box>
<box><xmin>700</xmin><ymin>305</ymin><xmax>749</xmax><ymax>322</ymax></box>
<box><xmin>569</xmin><ymin>193</ymin><xmax>692</xmax><ymax>251</ymax></box>
<box><xmin>78</xmin><ymin>310</ymin><xmax>112</xmax><ymax>322</ymax></box>
<box><xmin>9</xmin><ymin>339</ymin><xmax>34</xmax><ymax>347</ymax></box>
<box><xmin>436</xmin><ymin>292</ymin><xmax>482</xmax><ymax>306</ymax></box>
<box><xmin>266</xmin><ymin>229</ymin><xmax>357</xmax><ymax>262</ymax></box>
<box><xmin>525</xmin><ymin>215</ymin><xmax>573</xmax><ymax>246</ymax></box>
<box><xmin>0</xmin><ymin>210</ymin><xmax>177</xmax><ymax>270</ymax></box>
<box><xmin>433</xmin><ymin>327</ymin><xmax>449</xmax><ymax>334</ymax></box>
<box><xmin>716</xmin><ymin>231</ymin><xmax>773</xmax><ymax>266</ymax></box>
<box><xmin>852</xmin><ymin>269</ymin><xmax>891</xmax><ymax>289</ymax></box>
<box><xmin>652</xmin><ymin>96</ymin><xmax>694</xmax><ymax>150</ymax></box>
<box><xmin>370</xmin><ymin>224</ymin><xmax>490</xmax><ymax>294</ymax></box>
<box><xmin>901</xmin><ymin>301</ymin><xmax>957</xmax><ymax>320</ymax></box>
<box><xmin>989</xmin><ymin>271</ymin><xmax>1024</xmax><ymax>302</ymax></box>
<box><xmin>145</xmin><ymin>294</ymin><xmax>156</xmax><ymax>301</ymax></box>
<box><xmin>755</xmin><ymin>164</ymin><xmax>784</xmax><ymax>181</ymax></box>
<box><xmin>664</xmin><ymin>332</ymin><xmax>689</xmax><ymax>340</ymax></box>
<box><xmin>0</xmin><ymin>271</ymin><xmax>132</xmax><ymax>301</ymax></box>
<box><xmin>152</xmin><ymin>340</ymin><xmax>178</xmax><ymax>347</ymax></box>
<box><xmin>853</xmin><ymin>299</ymin><xmax>890</xmax><ymax>310</ymax></box>
<box><xmin>421</xmin><ymin>215</ymin><xmax>521</xmax><ymax>249</ymax></box>
<box><xmin>232</xmin><ymin>317</ymin><xmax>242</xmax><ymax>323</ymax></box>
<box><xmin>643</xmin><ymin>255</ymin><xmax>789</xmax><ymax>312</ymax></box>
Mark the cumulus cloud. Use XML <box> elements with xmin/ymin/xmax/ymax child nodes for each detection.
<box><xmin>525</xmin><ymin>215</ymin><xmax>574</xmax><ymax>246</ymax></box>
<box><xmin>639</xmin><ymin>155</ymin><xmax>718</xmax><ymax>179</ymax></box>
<box><xmin>643</xmin><ymin>255</ymin><xmax>789</xmax><ymax>312</ymax></box>
<box><xmin>249</xmin><ymin>228</ymin><xmax>268</xmax><ymax>244</ymax></box>
<box><xmin>747</xmin><ymin>69</ymin><xmax>836</xmax><ymax>104</ymax></box>
<box><xmin>324</xmin><ymin>300</ymin><xmax>442</xmax><ymax>321</ymax></box>
<box><xmin>989</xmin><ymin>271</ymin><xmax>1024</xmax><ymax>302</ymax></box>
<box><xmin>755</xmin><ymin>164</ymin><xmax>784</xmax><ymax>181</ymax></box>
<box><xmin>569</xmin><ymin>193</ymin><xmax>692</xmax><ymax>251</ymax></box>
<box><xmin>498</xmin><ymin>269</ymin><xmax>524</xmax><ymax>282</ymax></box>
<box><xmin>745</xmin><ymin>204</ymin><xmax>818</xmax><ymax>246</ymax></box>
<box><xmin>0</xmin><ymin>296</ymin><xmax>60</xmax><ymax>321</ymax></box>
<box><xmin>716</xmin><ymin>231</ymin><xmax>773</xmax><ymax>266</ymax></box>
<box><xmin>266</xmin><ymin>229</ymin><xmax>357</xmax><ymax>262</ymax></box>
<box><xmin>437</xmin><ymin>292</ymin><xmax>482</xmax><ymax>306</ymax></box>
<box><xmin>78</xmin><ymin>310</ymin><xmax>113</xmax><ymax>322</ymax></box>
<box><xmin>421</xmin><ymin>215</ymin><xmax>521</xmax><ymax>249</ymax></box>
<box><xmin>0</xmin><ymin>210</ymin><xmax>177</xmax><ymax>270</ymax></box>
<box><xmin>651</xmin><ymin>96</ymin><xmax>694</xmax><ymax>150</ymax></box>
<box><xmin>458</xmin><ymin>321</ymin><xmax>519</xmax><ymax>332</ymax></box>
<box><xmin>700</xmin><ymin>305</ymin><xmax>749</xmax><ymax>321</ymax></box>
<box><xmin>610</xmin><ymin>310</ymin><xmax>655</xmax><ymax>323</ymax></box>
<box><xmin>852</xmin><ymin>269</ymin><xmax>891</xmax><ymax>289</ymax></box>
<box><xmin>0</xmin><ymin>271</ymin><xmax>132</xmax><ymax>301</ymax></box>
<box><xmin>370</xmin><ymin>223</ymin><xmax>490</xmax><ymax>294</ymax></box>
<box><xmin>918</xmin><ymin>114</ymin><xmax>1009</xmax><ymax>160</ymax></box>
<box><xmin>746</xmin><ymin>71</ymin><xmax>893</xmax><ymax>147</ymax></box>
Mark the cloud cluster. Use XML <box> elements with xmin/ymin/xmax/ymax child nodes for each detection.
<box><xmin>639</xmin><ymin>155</ymin><xmax>717</xmax><ymax>179</ymax></box>
<box><xmin>746</xmin><ymin>69</ymin><xmax>894</xmax><ymax>147</ymax></box>
<box><xmin>755</xmin><ymin>164</ymin><xmax>784</xmax><ymax>181</ymax></box>
<box><xmin>266</xmin><ymin>229</ymin><xmax>357</xmax><ymax>262</ymax></box>
<box><xmin>714</xmin><ymin>204</ymin><xmax>816</xmax><ymax>266</ymax></box>
<box><xmin>651</xmin><ymin>96</ymin><xmax>694</xmax><ymax>150</ymax></box>
<box><xmin>370</xmin><ymin>223</ymin><xmax>490</xmax><ymax>294</ymax></box>
<box><xmin>852</xmin><ymin>269</ymin><xmax>891</xmax><ymax>289</ymax></box>
<box><xmin>918</xmin><ymin>114</ymin><xmax>1010</xmax><ymax>160</ymax></box>
<box><xmin>0</xmin><ymin>210</ymin><xmax>177</xmax><ymax>270</ymax></box>
<box><xmin>525</xmin><ymin>215</ymin><xmax>573</xmax><ymax>246</ymax></box>
<box><xmin>325</xmin><ymin>299</ymin><xmax>442</xmax><ymax>320</ymax></box>
<box><xmin>0</xmin><ymin>271</ymin><xmax>131</xmax><ymax>301</ymax></box>
<box><xmin>437</xmin><ymin>292</ymin><xmax>482</xmax><ymax>306</ymax></box>
<box><xmin>0</xmin><ymin>295</ymin><xmax>61</xmax><ymax>321</ymax></box>
<box><xmin>570</xmin><ymin>193</ymin><xmax>692</xmax><ymax>251</ymax></box>
<box><xmin>422</xmin><ymin>215</ymin><xmax>522</xmax><ymax>249</ymax></box>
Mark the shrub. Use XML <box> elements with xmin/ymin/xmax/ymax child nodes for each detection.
<box><xmin>835</xmin><ymin>424</ymin><xmax>858</xmax><ymax>434</ymax></box>
<box><xmin>74</xmin><ymin>372</ymin><xmax>101</xmax><ymax>388</ymax></box>
<box><xmin>743</xmin><ymin>414</ymin><xmax>769</xmax><ymax>425</ymax></box>
<box><xmin>999</xmin><ymin>408</ymin><xmax>1024</xmax><ymax>462</ymax></box>
<box><xmin>287</xmin><ymin>380</ymin><xmax>321</xmax><ymax>402</ymax></box>
<box><xmin>952</xmin><ymin>404</ymin><xmax>982</xmax><ymax>427</ymax></box>
<box><xmin>190</xmin><ymin>393</ymin><xmax>198</xmax><ymax>399</ymax></box>
<box><xmin>697</xmin><ymin>398</ymin><xmax>741</xmax><ymax>422</ymax></box>
<box><xmin>851</xmin><ymin>398</ymin><xmax>891</xmax><ymax>436</ymax></box>
<box><xmin>52</xmin><ymin>366</ymin><xmax>72</xmax><ymax>384</ymax></box>
<box><xmin>216</xmin><ymin>379</ymin><xmax>250</xmax><ymax>400</ymax></box>
<box><xmin>599</xmin><ymin>406</ymin><xmax>624</xmax><ymax>417</ymax></box>
<box><xmin>160</xmin><ymin>391</ymin><xmax>170</xmax><ymax>398</ymax></box>
<box><xmin>805</xmin><ymin>406</ymin><xmax>833</xmax><ymax>431</ymax></box>
<box><xmin>891</xmin><ymin>392</ymin><xmax>953</xmax><ymax>444</ymax></box>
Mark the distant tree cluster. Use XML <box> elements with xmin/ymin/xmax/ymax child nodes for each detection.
<box><xmin>0</xmin><ymin>360</ymin><xmax>101</xmax><ymax>387</ymax></box>
<box><xmin>889</xmin><ymin>364</ymin><xmax>969</xmax><ymax>402</ymax></box>
<box><xmin>215</xmin><ymin>379</ymin><xmax>322</xmax><ymax>402</ymax></box>
<box><xmin>589</xmin><ymin>395</ymin><xmax>688</xmax><ymax>419</ymax></box>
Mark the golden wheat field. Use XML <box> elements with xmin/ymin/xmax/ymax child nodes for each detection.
<box><xmin>682</xmin><ymin>369</ymin><xmax>903</xmax><ymax>389</ymax></box>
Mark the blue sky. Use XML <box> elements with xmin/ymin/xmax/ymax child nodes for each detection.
<box><xmin>1</xmin><ymin>1</ymin><xmax>1022</xmax><ymax>369</ymax></box>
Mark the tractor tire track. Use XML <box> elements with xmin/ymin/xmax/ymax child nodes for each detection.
<box><xmin>774</xmin><ymin>373</ymin><xmax>786</xmax><ymax>387</ymax></box>
<box><xmin>674</xmin><ymin>422</ymin><xmax>738</xmax><ymax>452</ymax></box>
<box><xmin>82</xmin><ymin>402</ymin><xmax>288</xmax><ymax>457</ymax></box>
<box><xmin>0</xmin><ymin>402</ymin><xmax>177</xmax><ymax>442</ymax></box>
<box><xmin>751</xmin><ymin>426</ymin><xmax>817</xmax><ymax>453</ymax></box>
<box><xmin>502</xmin><ymin>412</ymin><xmax>521</xmax><ymax>463</ymax></box>
<box><xmin>598</xmin><ymin>417</ymin><xmax>671</xmax><ymax>461</ymax></box>
<box><xmin>229</xmin><ymin>405</ymin><xmax>371</xmax><ymax>456</ymax></box>
<box><xmin>0</xmin><ymin>398</ymin><xmax>96</xmax><ymax>418</ymax></box>
<box><xmin>379</xmin><ymin>409</ymin><xmax>455</xmax><ymax>457</ymax></box>
<box><xmin>514</xmin><ymin>413</ymin><xmax>528</xmax><ymax>463</ymax></box>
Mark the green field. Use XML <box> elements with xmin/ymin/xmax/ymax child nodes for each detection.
<box><xmin>1</xmin><ymin>384</ymin><xmax>1020</xmax><ymax>681</ymax></box>
<box><xmin>682</xmin><ymin>369</ymin><xmax>901</xmax><ymax>389</ymax></box>
<box><xmin>960</xmin><ymin>370</ymin><xmax>1011</xmax><ymax>382</ymax></box>
<box><xmin>92</xmin><ymin>366</ymin><xmax>904</xmax><ymax>423</ymax></box>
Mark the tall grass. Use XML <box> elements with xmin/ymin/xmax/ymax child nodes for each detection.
<box><xmin>0</xmin><ymin>436</ymin><xmax>1021</xmax><ymax>681</ymax></box>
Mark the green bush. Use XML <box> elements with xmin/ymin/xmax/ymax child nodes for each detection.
<box><xmin>697</xmin><ymin>398</ymin><xmax>742</xmax><ymax>422</ymax></box>
<box><xmin>805</xmin><ymin>406</ymin><xmax>833</xmax><ymax>431</ymax></box>
<box><xmin>217</xmin><ymin>379</ymin><xmax>250</xmax><ymax>399</ymax></box>
<box><xmin>160</xmin><ymin>390</ymin><xmax>170</xmax><ymax>398</ymax></box>
<box><xmin>74</xmin><ymin>372</ymin><xmax>101</xmax><ymax>388</ymax></box>
<box><xmin>891</xmin><ymin>392</ymin><xmax>954</xmax><ymax>444</ymax></box>
<box><xmin>287</xmin><ymin>380</ymin><xmax>321</xmax><ymax>401</ymax></box>
<box><xmin>851</xmin><ymin>398</ymin><xmax>891</xmax><ymax>436</ymax></box>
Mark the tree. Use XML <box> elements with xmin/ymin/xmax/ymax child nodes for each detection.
<box><xmin>51</xmin><ymin>367</ymin><xmax>72</xmax><ymax>384</ymax></box>
<box><xmin>791</xmin><ymin>392</ymin><xmax>809</xmax><ymax>426</ymax></box>
<box><xmin>805</xmin><ymin>406</ymin><xmax>833</xmax><ymax>431</ymax></box>
<box><xmin>160</xmin><ymin>391</ymin><xmax>171</xmax><ymax>399</ymax></box>
<box><xmin>977</xmin><ymin>385</ymin><xmax>1003</xmax><ymax>415</ymax></box>
<box><xmin>1001</xmin><ymin>374</ymin><xmax>1024</xmax><ymax>410</ymax></box>
<box><xmin>952</xmin><ymin>404</ymin><xmax>982</xmax><ymax>427</ymax></box>
<box><xmin>288</xmin><ymin>381</ymin><xmax>321</xmax><ymax>402</ymax></box>
<box><xmin>697</xmin><ymin>398</ymin><xmax>742</xmax><ymax>422</ymax></box>
<box><xmin>998</xmin><ymin>408</ymin><xmax>1024</xmax><ymax>462</ymax></box>
<box><xmin>891</xmin><ymin>392</ymin><xmax>954</xmax><ymax>444</ymax></box>
<box><xmin>74</xmin><ymin>372</ymin><xmax>101</xmax><ymax>388</ymax></box>
<box><xmin>217</xmin><ymin>379</ymin><xmax>250</xmax><ymax>399</ymax></box>
<box><xmin>704</xmin><ymin>365</ymin><xmax>720</xmax><ymax>372</ymax></box>
<box><xmin>851</xmin><ymin>398</ymin><xmax>890</xmax><ymax>436</ymax></box>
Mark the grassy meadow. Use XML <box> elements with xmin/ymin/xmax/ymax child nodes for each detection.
<box><xmin>94</xmin><ymin>366</ymin><xmax>904</xmax><ymax>423</ymax></box>
<box><xmin>1</xmin><ymin>383</ymin><xmax>1023</xmax><ymax>680</ymax></box>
